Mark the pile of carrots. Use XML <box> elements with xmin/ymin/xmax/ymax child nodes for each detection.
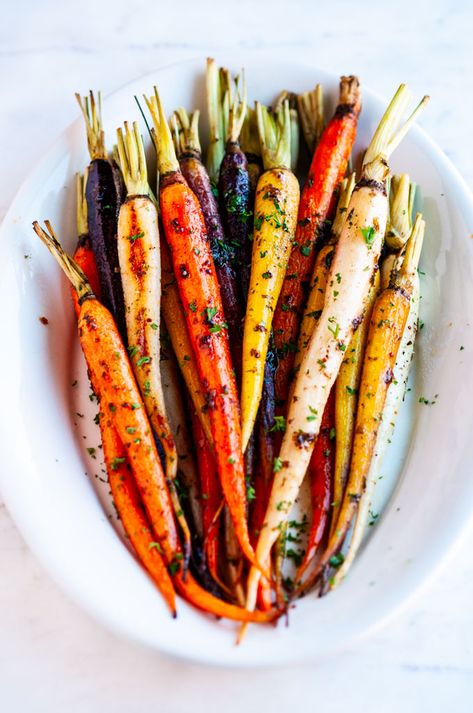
<box><xmin>32</xmin><ymin>60</ymin><xmax>428</xmax><ymax>634</ymax></box>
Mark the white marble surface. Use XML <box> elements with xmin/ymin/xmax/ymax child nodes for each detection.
<box><xmin>1</xmin><ymin>0</ymin><xmax>473</xmax><ymax>710</ymax></box>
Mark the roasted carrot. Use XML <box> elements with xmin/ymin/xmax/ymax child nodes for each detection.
<box><xmin>160</xmin><ymin>237</ymin><xmax>212</xmax><ymax>443</ymax></box>
<box><xmin>216</xmin><ymin>66</ymin><xmax>254</xmax><ymax>305</ymax></box>
<box><xmin>273</xmin><ymin>77</ymin><xmax>361</xmax><ymax>412</ymax></box>
<box><xmin>115</xmin><ymin>121</ymin><xmax>192</xmax><ymax>563</ymax></box>
<box><xmin>76</xmin><ymin>91</ymin><xmax>127</xmax><ymax>340</ymax></box>
<box><xmin>146</xmin><ymin>88</ymin><xmax>259</xmax><ymax>570</ymax></box>
<box><xmin>318</xmin><ymin>214</ymin><xmax>425</xmax><ymax>583</ymax></box>
<box><xmin>244</xmin><ymin>85</ymin><xmax>429</xmax><ymax>615</ymax></box>
<box><xmin>35</xmin><ymin>221</ymin><xmax>278</xmax><ymax>624</ymax></box>
<box><xmin>240</xmin><ymin>99</ymin><xmax>300</xmax><ymax>451</ymax></box>
<box><xmin>171</xmin><ymin>107</ymin><xmax>244</xmax><ymax>377</ymax></box>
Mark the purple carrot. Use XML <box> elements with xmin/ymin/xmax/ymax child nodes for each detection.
<box><xmin>215</xmin><ymin>68</ymin><xmax>254</xmax><ymax>303</ymax></box>
<box><xmin>76</xmin><ymin>92</ymin><xmax>127</xmax><ymax>341</ymax></box>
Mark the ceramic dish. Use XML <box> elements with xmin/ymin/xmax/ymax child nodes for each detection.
<box><xmin>1</xmin><ymin>56</ymin><xmax>473</xmax><ymax>667</ymax></box>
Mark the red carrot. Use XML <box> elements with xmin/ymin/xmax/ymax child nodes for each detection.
<box><xmin>273</xmin><ymin>76</ymin><xmax>361</xmax><ymax>410</ymax></box>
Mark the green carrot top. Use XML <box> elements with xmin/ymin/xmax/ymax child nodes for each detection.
<box><xmin>75</xmin><ymin>91</ymin><xmax>107</xmax><ymax>161</ymax></box>
<box><xmin>255</xmin><ymin>99</ymin><xmax>292</xmax><ymax>172</ymax></box>
<box><xmin>116</xmin><ymin>121</ymin><xmax>152</xmax><ymax>198</ymax></box>
<box><xmin>362</xmin><ymin>85</ymin><xmax>429</xmax><ymax>182</ymax></box>
<box><xmin>144</xmin><ymin>87</ymin><xmax>180</xmax><ymax>176</ymax></box>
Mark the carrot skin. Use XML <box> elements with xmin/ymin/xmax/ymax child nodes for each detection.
<box><xmin>179</xmin><ymin>152</ymin><xmax>244</xmax><ymax>376</ymax></box>
<box><xmin>273</xmin><ymin>82</ymin><xmax>361</xmax><ymax>408</ymax></box>
<box><xmin>86</xmin><ymin>159</ymin><xmax>127</xmax><ymax>340</ymax></box>
<box><xmin>159</xmin><ymin>173</ymin><xmax>257</xmax><ymax>568</ymax></box>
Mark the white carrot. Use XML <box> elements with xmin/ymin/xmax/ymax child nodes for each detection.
<box><xmin>116</xmin><ymin>122</ymin><xmax>191</xmax><ymax>557</ymax></box>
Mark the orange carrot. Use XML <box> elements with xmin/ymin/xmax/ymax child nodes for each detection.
<box><xmin>273</xmin><ymin>76</ymin><xmax>361</xmax><ymax>410</ymax></box>
<box><xmin>71</xmin><ymin>221</ymin><xmax>176</xmax><ymax>614</ymax></box>
<box><xmin>146</xmin><ymin>89</ymin><xmax>259</xmax><ymax>571</ymax></box>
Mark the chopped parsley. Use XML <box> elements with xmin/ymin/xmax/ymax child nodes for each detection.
<box><xmin>360</xmin><ymin>226</ymin><xmax>376</xmax><ymax>246</ymax></box>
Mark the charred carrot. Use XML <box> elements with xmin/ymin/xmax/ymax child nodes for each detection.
<box><xmin>160</xmin><ymin>237</ymin><xmax>212</xmax><ymax>443</ymax></box>
<box><xmin>273</xmin><ymin>77</ymin><xmax>361</xmax><ymax>411</ymax></box>
<box><xmin>216</xmin><ymin>66</ymin><xmax>253</xmax><ymax>304</ymax></box>
<box><xmin>171</xmin><ymin>106</ymin><xmax>244</xmax><ymax>377</ymax></box>
<box><xmin>244</xmin><ymin>85</ymin><xmax>429</xmax><ymax>615</ymax></box>
<box><xmin>318</xmin><ymin>215</ymin><xmax>425</xmax><ymax>583</ymax></box>
<box><xmin>76</xmin><ymin>92</ymin><xmax>127</xmax><ymax>339</ymax></box>
<box><xmin>240</xmin><ymin>99</ymin><xmax>300</xmax><ymax>450</ymax></box>
<box><xmin>146</xmin><ymin>88</ymin><xmax>259</xmax><ymax>570</ymax></box>
<box><xmin>36</xmin><ymin>221</ymin><xmax>278</xmax><ymax>623</ymax></box>
<box><xmin>115</xmin><ymin>121</ymin><xmax>192</xmax><ymax>562</ymax></box>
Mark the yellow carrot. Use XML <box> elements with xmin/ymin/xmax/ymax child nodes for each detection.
<box><xmin>241</xmin><ymin>100</ymin><xmax>300</xmax><ymax>450</ymax></box>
